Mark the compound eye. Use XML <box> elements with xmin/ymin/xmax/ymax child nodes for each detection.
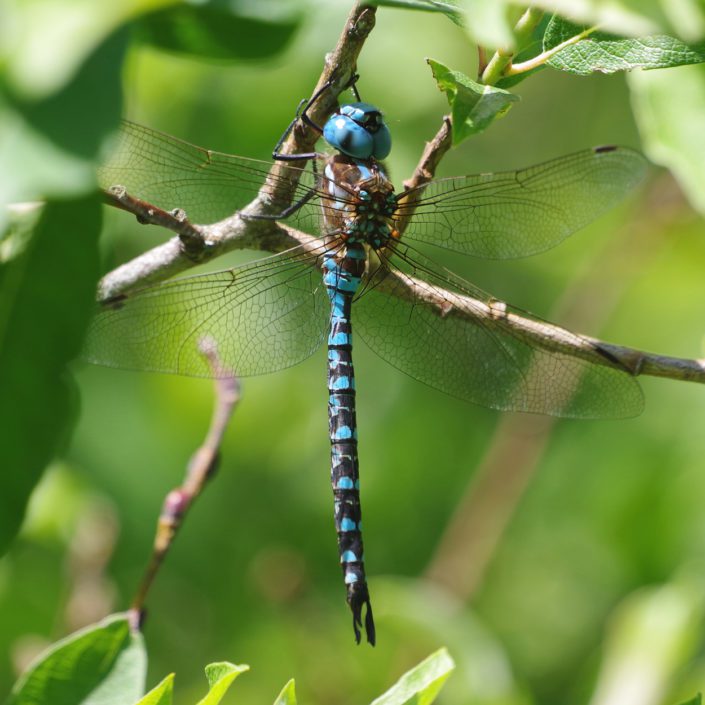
<box><xmin>323</xmin><ymin>114</ymin><xmax>374</xmax><ymax>158</ymax></box>
<box><xmin>371</xmin><ymin>124</ymin><xmax>392</xmax><ymax>159</ymax></box>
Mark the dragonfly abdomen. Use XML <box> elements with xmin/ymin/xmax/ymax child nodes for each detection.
<box><xmin>323</xmin><ymin>246</ymin><xmax>375</xmax><ymax>645</ymax></box>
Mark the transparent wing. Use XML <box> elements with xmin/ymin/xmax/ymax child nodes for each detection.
<box><xmin>98</xmin><ymin>121</ymin><xmax>350</xmax><ymax>231</ymax></box>
<box><xmin>83</xmin><ymin>248</ymin><xmax>329</xmax><ymax>377</ymax></box>
<box><xmin>354</xmin><ymin>245</ymin><xmax>644</xmax><ymax>418</ymax></box>
<box><xmin>395</xmin><ymin>147</ymin><xmax>647</xmax><ymax>259</ymax></box>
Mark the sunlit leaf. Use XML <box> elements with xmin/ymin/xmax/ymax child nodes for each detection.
<box><xmin>8</xmin><ymin>614</ymin><xmax>146</xmax><ymax>705</ymax></box>
<box><xmin>545</xmin><ymin>16</ymin><xmax>705</xmax><ymax>74</ymax></box>
<box><xmin>0</xmin><ymin>194</ymin><xmax>101</xmax><ymax>555</ymax></box>
<box><xmin>133</xmin><ymin>674</ymin><xmax>174</xmax><ymax>705</ymax></box>
<box><xmin>370</xmin><ymin>648</ymin><xmax>455</xmax><ymax>705</ymax></box>
<box><xmin>629</xmin><ymin>63</ymin><xmax>705</xmax><ymax>214</ymax></box>
<box><xmin>428</xmin><ymin>58</ymin><xmax>519</xmax><ymax>143</ymax></box>
<box><xmin>458</xmin><ymin>0</ymin><xmax>515</xmax><ymax>49</ymax></box>
<box><xmin>273</xmin><ymin>679</ymin><xmax>297</xmax><ymax>705</ymax></box>
<box><xmin>196</xmin><ymin>662</ymin><xmax>250</xmax><ymax>705</ymax></box>
<box><xmin>588</xmin><ymin>583</ymin><xmax>704</xmax><ymax>705</ymax></box>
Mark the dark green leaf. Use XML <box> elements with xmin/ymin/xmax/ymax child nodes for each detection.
<box><xmin>428</xmin><ymin>59</ymin><xmax>519</xmax><ymax>144</ymax></box>
<box><xmin>0</xmin><ymin>194</ymin><xmax>101</xmax><ymax>556</ymax></box>
<box><xmin>136</xmin><ymin>2</ymin><xmax>302</xmax><ymax>61</ymax></box>
<box><xmin>677</xmin><ymin>695</ymin><xmax>702</xmax><ymax>705</ymax></box>
<box><xmin>8</xmin><ymin>614</ymin><xmax>146</xmax><ymax>705</ymax></box>
<box><xmin>370</xmin><ymin>648</ymin><xmax>455</xmax><ymax>705</ymax></box>
<box><xmin>545</xmin><ymin>16</ymin><xmax>705</xmax><ymax>75</ymax></box>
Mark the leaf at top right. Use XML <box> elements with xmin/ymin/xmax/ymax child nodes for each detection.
<box><xmin>543</xmin><ymin>15</ymin><xmax>705</xmax><ymax>75</ymax></box>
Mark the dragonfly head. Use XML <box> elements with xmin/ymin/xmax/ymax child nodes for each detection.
<box><xmin>323</xmin><ymin>102</ymin><xmax>392</xmax><ymax>160</ymax></box>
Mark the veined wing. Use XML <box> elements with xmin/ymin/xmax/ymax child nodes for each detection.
<box><xmin>395</xmin><ymin>147</ymin><xmax>647</xmax><ymax>259</ymax></box>
<box><xmin>83</xmin><ymin>247</ymin><xmax>329</xmax><ymax>377</ymax></box>
<box><xmin>99</xmin><ymin>121</ymin><xmax>356</xmax><ymax>231</ymax></box>
<box><xmin>354</xmin><ymin>244</ymin><xmax>644</xmax><ymax>418</ymax></box>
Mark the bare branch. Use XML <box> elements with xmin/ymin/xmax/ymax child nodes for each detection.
<box><xmin>129</xmin><ymin>341</ymin><xmax>241</xmax><ymax>627</ymax></box>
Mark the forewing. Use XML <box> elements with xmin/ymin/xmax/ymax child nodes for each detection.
<box><xmin>354</xmin><ymin>247</ymin><xmax>644</xmax><ymax>418</ymax></box>
<box><xmin>396</xmin><ymin>147</ymin><xmax>647</xmax><ymax>259</ymax></box>
<box><xmin>98</xmin><ymin>121</ymin><xmax>336</xmax><ymax>231</ymax></box>
<box><xmin>84</xmin><ymin>249</ymin><xmax>329</xmax><ymax>378</ymax></box>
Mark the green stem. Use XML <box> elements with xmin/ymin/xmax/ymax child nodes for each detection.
<box><xmin>481</xmin><ymin>7</ymin><xmax>544</xmax><ymax>85</ymax></box>
<box><xmin>504</xmin><ymin>25</ymin><xmax>599</xmax><ymax>76</ymax></box>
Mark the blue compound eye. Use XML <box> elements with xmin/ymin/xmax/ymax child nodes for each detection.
<box><xmin>323</xmin><ymin>102</ymin><xmax>392</xmax><ymax>160</ymax></box>
<box><xmin>323</xmin><ymin>114</ymin><xmax>374</xmax><ymax>158</ymax></box>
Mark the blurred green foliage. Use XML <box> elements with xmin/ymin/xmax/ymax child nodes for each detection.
<box><xmin>2</xmin><ymin>1</ymin><xmax>705</xmax><ymax>704</ymax></box>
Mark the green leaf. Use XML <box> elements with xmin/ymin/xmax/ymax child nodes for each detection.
<box><xmin>544</xmin><ymin>16</ymin><xmax>705</xmax><ymax>75</ymax></box>
<box><xmin>428</xmin><ymin>59</ymin><xmax>519</xmax><ymax>144</ymax></box>
<box><xmin>588</xmin><ymin>582</ymin><xmax>704</xmax><ymax>705</ymax></box>
<box><xmin>0</xmin><ymin>194</ymin><xmax>101</xmax><ymax>556</ymax></box>
<box><xmin>0</xmin><ymin>0</ymin><xmax>169</xmax><ymax>99</ymax></box>
<box><xmin>196</xmin><ymin>662</ymin><xmax>250</xmax><ymax>705</ymax></box>
<box><xmin>677</xmin><ymin>696</ymin><xmax>702</xmax><ymax>705</ymax></box>
<box><xmin>272</xmin><ymin>679</ymin><xmax>297</xmax><ymax>705</ymax></box>
<box><xmin>368</xmin><ymin>0</ymin><xmax>462</xmax><ymax>24</ymax></box>
<box><xmin>370</xmin><ymin>648</ymin><xmax>455</xmax><ymax>705</ymax></box>
<box><xmin>0</xmin><ymin>26</ymin><xmax>126</xmax><ymax>212</ymax></box>
<box><xmin>136</xmin><ymin>1</ymin><xmax>303</xmax><ymax>60</ymax></box>
<box><xmin>134</xmin><ymin>674</ymin><xmax>174</xmax><ymax>705</ymax></box>
<box><xmin>628</xmin><ymin>63</ymin><xmax>705</xmax><ymax>214</ymax></box>
<box><xmin>8</xmin><ymin>614</ymin><xmax>146</xmax><ymax>705</ymax></box>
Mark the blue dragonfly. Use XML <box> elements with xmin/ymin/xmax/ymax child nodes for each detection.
<box><xmin>84</xmin><ymin>87</ymin><xmax>647</xmax><ymax>645</ymax></box>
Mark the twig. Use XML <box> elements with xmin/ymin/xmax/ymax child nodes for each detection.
<box><xmin>129</xmin><ymin>339</ymin><xmax>241</xmax><ymax>629</ymax></box>
<box><xmin>480</xmin><ymin>8</ymin><xmax>545</xmax><ymax>85</ymax></box>
<box><xmin>424</xmin><ymin>174</ymin><xmax>695</xmax><ymax>599</ymax></box>
<box><xmin>104</xmin><ymin>186</ymin><xmax>206</xmax><ymax>259</ymax></box>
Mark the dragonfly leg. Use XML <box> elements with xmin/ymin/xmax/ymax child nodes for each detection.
<box><xmin>272</xmin><ymin>72</ymin><xmax>361</xmax><ymax>162</ymax></box>
<box><xmin>243</xmin><ymin>183</ymin><xmax>318</xmax><ymax>221</ymax></box>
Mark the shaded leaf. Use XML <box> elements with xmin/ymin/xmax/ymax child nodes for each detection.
<box><xmin>0</xmin><ymin>194</ymin><xmax>101</xmax><ymax>556</ymax></box>
<box><xmin>134</xmin><ymin>674</ymin><xmax>174</xmax><ymax>705</ymax></box>
<box><xmin>628</xmin><ymin>63</ymin><xmax>705</xmax><ymax>214</ymax></box>
<box><xmin>677</xmin><ymin>696</ymin><xmax>702</xmax><ymax>705</ymax></box>
<box><xmin>136</xmin><ymin>1</ymin><xmax>302</xmax><ymax>60</ymax></box>
<box><xmin>273</xmin><ymin>679</ymin><xmax>297</xmax><ymax>705</ymax></box>
<box><xmin>545</xmin><ymin>16</ymin><xmax>705</xmax><ymax>75</ymax></box>
<box><xmin>368</xmin><ymin>0</ymin><xmax>462</xmax><ymax>25</ymax></box>
<box><xmin>428</xmin><ymin>58</ymin><xmax>519</xmax><ymax>144</ymax></box>
<box><xmin>8</xmin><ymin>614</ymin><xmax>146</xmax><ymax>705</ymax></box>
<box><xmin>196</xmin><ymin>662</ymin><xmax>250</xmax><ymax>705</ymax></box>
<box><xmin>370</xmin><ymin>648</ymin><xmax>455</xmax><ymax>705</ymax></box>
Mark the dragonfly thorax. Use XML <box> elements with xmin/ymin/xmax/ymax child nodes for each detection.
<box><xmin>323</xmin><ymin>156</ymin><xmax>399</xmax><ymax>249</ymax></box>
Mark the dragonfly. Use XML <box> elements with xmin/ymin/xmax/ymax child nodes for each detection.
<box><xmin>84</xmin><ymin>85</ymin><xmax>647</xmax><ymax>645</ymax></box>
